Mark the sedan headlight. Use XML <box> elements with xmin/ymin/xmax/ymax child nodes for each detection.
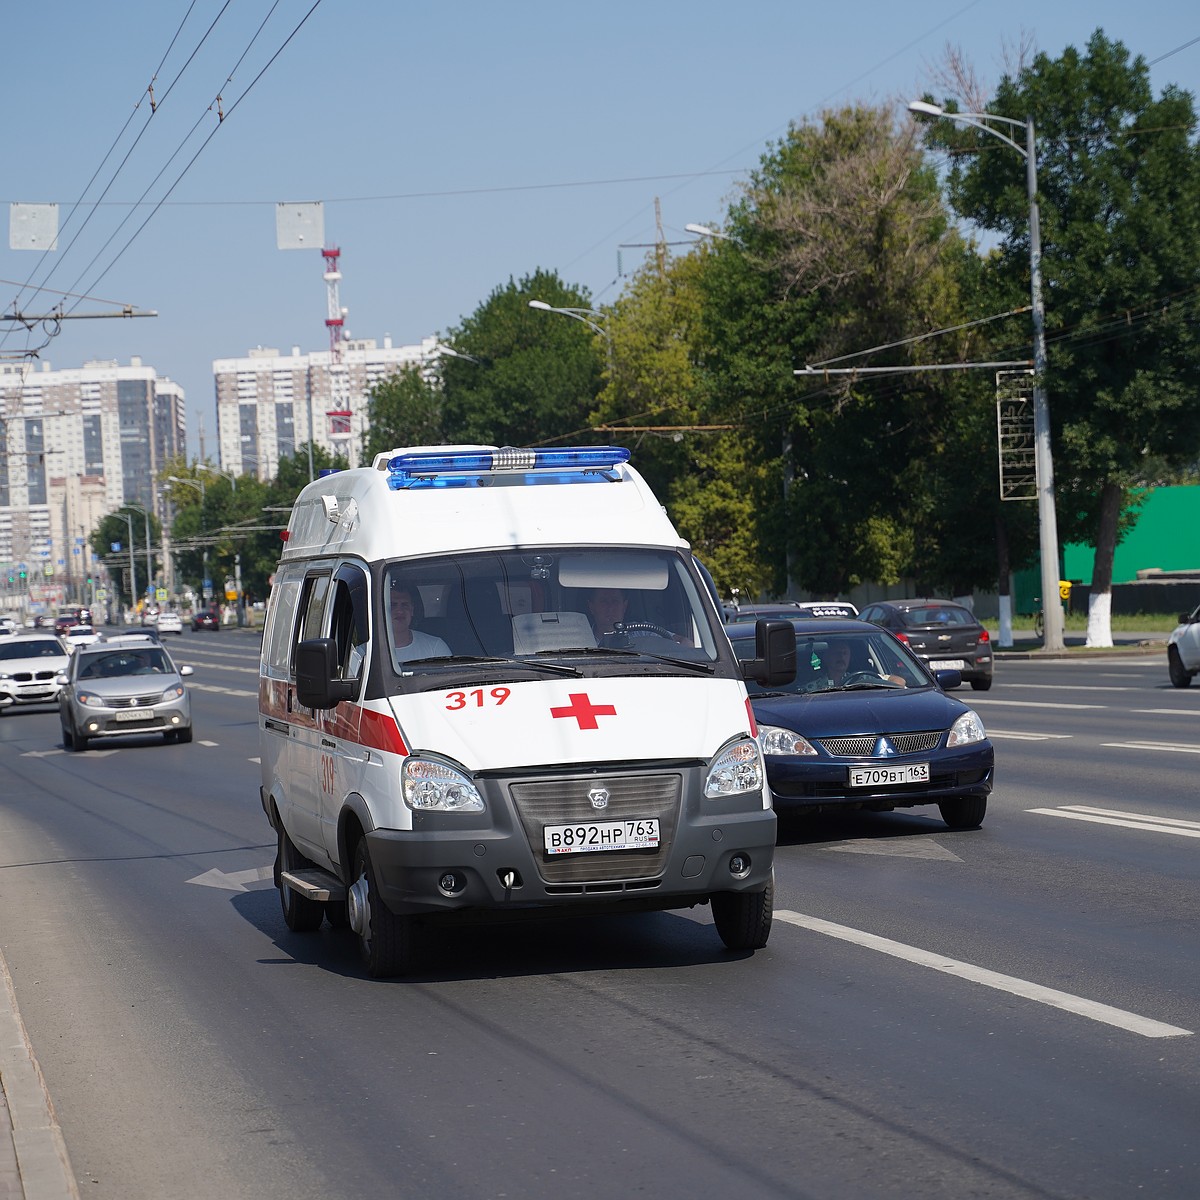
<box><xmin>402</xmin><ymin>758</ymin><xmax>484</xmax><ymax>813</ymax></box>
<box><xmin>704</xmin><ymin>737</ymin><xmax>764</xmax><ymax>798</ymax></box>
<box><xmin>76</xmin><ymin>691</ymin><xmax>109</xmax><ymax>708</ymax></box>
<box><xmin>757</xmin><ymin>725</ymin><xmax>819</xmax><ymax>757</ymax></box>
<box><xmin>947</xmin><ymin>709</ymin><xmax>987</xmax><ymax>747</ymax></box>
<box><xmin>160</xmin><ymin>683</ymin><xmax>185</xmax><ymax>701</ymax></box>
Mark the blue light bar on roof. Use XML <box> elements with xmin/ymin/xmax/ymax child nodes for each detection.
<box><xmin>386</xmin><ymin>446</ymin><xmax>631</xmax><ymax>490</ymax></box>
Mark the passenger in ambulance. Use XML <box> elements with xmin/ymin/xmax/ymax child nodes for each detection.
<box><xmin>389</xmin><ymin>585</ymin><xmax>451</xmax><ymax>664</ymax></box>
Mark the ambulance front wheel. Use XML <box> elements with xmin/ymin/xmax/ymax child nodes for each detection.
<box><xmin>711</xmin><ymin>870</ymin><xmax>774</xmax><ymax>951</ymax></box>
<box><xmin>349</xmin><ymin>838</ymin><xmax>420</xmax><ymax>979</ymax></box>
<box><xmin>278</xmin><ymin>825</ymin><xmax>324</xmax><ymax>933</ymax></box>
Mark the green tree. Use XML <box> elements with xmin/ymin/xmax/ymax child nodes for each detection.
<box><xmin>923</xmin><ymin>30</ymin><xmax>1200</xmax><ymax>644</ymax></box>
<box><xmin>363</xmin><ymin>366</ymin><xmax>443</xmax><ymax>464</ymax></box>
<box><xmin>90</xmin><ymin>507</ymin><xmax>161</xmax><ymax>608</ymax></box>
<box><xmin>440</xmin><ymin>269</ymin><xmax>605</xmax><ymax>446</ymax></box>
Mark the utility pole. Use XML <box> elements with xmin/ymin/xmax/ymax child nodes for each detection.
<box><xmin>654</xmin><ymin>196</ymin><xmax>666</xmax><ymax>278</ymax></box>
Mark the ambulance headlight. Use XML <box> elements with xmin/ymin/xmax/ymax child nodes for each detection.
<box><xmin>402</xmin><ymin>758</ymin><xmax>485</xmax><ymax>813</ymax></box>
<box><xmin>703</xmin><ymin>737</ymin><xmax>764</xmax><ymax>798</ymax></box>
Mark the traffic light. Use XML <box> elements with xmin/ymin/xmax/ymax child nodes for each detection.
<box><xmin>18</xmin><ymin>569</ymin><xmax>26</xmax><ymax>580</ymax></box>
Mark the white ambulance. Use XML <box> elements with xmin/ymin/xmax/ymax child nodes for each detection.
<box><xmin>259</xmin><ymin>445</ymin><xmax>795</xmax><ymax>977</ymax></box>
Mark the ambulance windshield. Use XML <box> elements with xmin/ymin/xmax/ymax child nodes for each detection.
<box><xmin>383</xmin><ymin>547</ymin><xmax>722</xmax><ymax>679</ymax></box>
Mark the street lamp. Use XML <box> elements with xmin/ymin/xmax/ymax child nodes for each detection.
<box><xmin>909</xmin><ymin>99</ymin><xmax>1064</xmax><ymax>652</ymax></box>
<box><xmin>117</xmin><ymin>512</ymin><xmax>137</xmax><ymax>622</ymax></box>
<box><xmin>528</xmin><ymin>299</ymin><xmax>609</xmax><ymax>339</ymax></box>
<box><xmin>126</xmin><ymin>503</ymin><xmax>154</xmax><ymax>614</ymax></box>
<box><xmin>168</xmin><ymin>476</ymin><xmax>209</xmax><ymax>606</ymax></box>
<box><xmin>194</xmin><ymin>460</ymin><xmax>234</xmax><ymax>494</ymax></box>
<box><xmin>684</xmin><ymin>223</ymin><xmax>735</xmax><ymax>242</ymax></box>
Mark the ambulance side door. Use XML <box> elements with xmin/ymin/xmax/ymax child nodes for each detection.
<box><xmin>286</xmin><ymin>569</ymin><xmax>333</xmax><ymax>860</ymax></box>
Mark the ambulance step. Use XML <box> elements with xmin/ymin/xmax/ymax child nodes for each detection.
<box><xmin>280</xmin><ymin>867</ymin><xmax>346</xmax><ymax>902</ymax></box>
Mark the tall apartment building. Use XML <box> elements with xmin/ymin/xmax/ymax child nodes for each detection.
<box><xmin>212</xmin><ymin>334</ymin><xmax>438</xmax><ymax>479</ymax></box>
<box><xmin>0</xmin><ymin>356</ymin><xmax>186</xmax><ymax>598</ymax></box>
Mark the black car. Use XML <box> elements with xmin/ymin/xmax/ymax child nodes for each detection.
<box><xmin>729</xmin><ymin>620</ymin><xmax>994</xmax><ymax>829</ymax></box>
<box><xmin>191</xmin><ymin>610</ymin><xmax>220</xmax><ymax>631</ymax></box>
<box><xmin>857</xmin><ymin>599</ymin><xmax>994</xmax><ymax>691</ymax></box>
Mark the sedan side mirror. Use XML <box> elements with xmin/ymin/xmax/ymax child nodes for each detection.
<box><xmin>54</xmin><ymin>673</ymin><xmax>68</xmax><ymax>685</ymax></box>
<box><xmin>179</xmin><ymin>665</ymin><xmax>194</xmax><ymax>677</ymax></box>
<box><xmin>935</xmin><ymin>669</ymin><xmax>962</xmax><ymax>690</ymax></box>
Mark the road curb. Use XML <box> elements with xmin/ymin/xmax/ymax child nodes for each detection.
<box><xmin>0</xmin><ymin>948</ymin><xmax>79</xmax><ymax>1200</ymax></box>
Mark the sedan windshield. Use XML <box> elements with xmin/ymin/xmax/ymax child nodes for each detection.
<box><xmin>78</xmin><ymin>649</ymin><xmax>173</xmax><ymax>679</ymax></box>
<box><xmin>734</xmin><ymin>629</ymin><xmax>931</xmax><ymax>695</ymax></box>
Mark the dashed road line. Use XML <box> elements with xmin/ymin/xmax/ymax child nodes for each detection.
<box><xmin>1100</xmin><ymin>740</ymin><xmax>1200</xmax><ymax>754</ymax></box>
<box><xmin>986</xmin><ymin>730</ymin><xmax>1073</xmax><ymax>741</ymax></box>
<box><xmin>775</xmin><ymin>910</ymin><xmax>1192</xmax><ymax>1039</ymax></box>
<box><xmin>1027</xmin><ymin>804</ymin><xmax>1200</xmax><ymax>838</ymax></box>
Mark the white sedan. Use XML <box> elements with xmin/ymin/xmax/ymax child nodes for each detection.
<box><xmin>1167</xmin><ymin>605</ymin><xmax>1200</xmax><ymax>687</ymax></box>
<box><xmin>156</xmin><ymin>611</ymin><xmax>184</xmax><ymax>635</ymax></box>
<box><xmin>63</xmin><ymin>625</ymin><xmax>103</xmax><ymax>652</ymax></box>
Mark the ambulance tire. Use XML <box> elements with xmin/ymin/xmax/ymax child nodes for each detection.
<box><xmin>711</xmin><ymin>871</ymin><xmax>774</xmax><ymax>951</ymax></box>
<box><xmin>278</xmin><ymin>826</ymin><xmax>325</xmax><ymax>933</ymax></box>
<box><xmin>350</xmin><ymin>838</ymin><xmax>419</xmax><ymax>978</ymax></box>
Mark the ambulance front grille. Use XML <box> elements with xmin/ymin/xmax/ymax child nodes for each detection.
<box><xmin>510</xmin><ymin>774</ymin><xmax>682</xmax><ymax>884</ymax></box>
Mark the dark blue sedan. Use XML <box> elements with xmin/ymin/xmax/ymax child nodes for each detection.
<box><xmin>728</xmin><ymin>620</ymin><xmax>994</xmax><ymax>829</ymax></box>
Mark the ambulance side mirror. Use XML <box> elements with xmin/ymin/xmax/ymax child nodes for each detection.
<box><xmin>295</xmin><ymin>637</ymin><xmax>356</xmax><ymax>709</ymax></box>
<box><xmin>741</xmin><ymin>620</ymin><xmax>796</xmax><ymax>687</ymax></box>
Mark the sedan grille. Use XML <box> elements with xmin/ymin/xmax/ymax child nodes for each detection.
<box><xmin>111</xmin><ymin>693</ymin><xmax>163</xmax><ymax>708</ymax></box>
<box><xmin>819</xmin><ymin>731</ymin><xmax>943</xmax><ymax>757</ymax></box>
<box><xmin>510</xmin><ymin>774</ymin><xmax>681</xmax><ymax>884</ymax></box>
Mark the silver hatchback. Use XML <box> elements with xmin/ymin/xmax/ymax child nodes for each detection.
<box><xmin>58</xmin><ymin>643</ymin><xmax>194</xmax><ymax>750</ymax></box>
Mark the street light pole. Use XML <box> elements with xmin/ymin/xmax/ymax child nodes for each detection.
<box><xmin>167</xmin><ymin>476</ymin><xmax>208</xmax><ymax>607</ymax></box>
<box><xmin>119</xmin><ymin>512</ymin><xmax>137</xmax><ymax>624</ymax></box>
<box><xmin>909</xmin><ymin>100</ymin><xmax>1065</xmax><ymax>652</ymax></box>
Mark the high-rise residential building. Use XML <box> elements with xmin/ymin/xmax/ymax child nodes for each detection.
<box><xmin>212</xmin><ymin>334</ymin><xmax>438</xmax><ymax>479</ymax></box>
<box><xmin>0</xmin><ymin>356</ymin><xmax>185</xmax><ymax>604</ymax></box>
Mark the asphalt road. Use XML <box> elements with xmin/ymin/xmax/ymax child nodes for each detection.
<box><xmin>0</xmin><ymin>635</ymin><xmax>1197</xmax><ymax>1199</ymax></box>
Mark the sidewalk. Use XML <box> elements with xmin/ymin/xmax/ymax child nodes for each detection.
<box><xmin>0</xmin><ymin>949</ymin><xmax>78</xmax><ymax>1199</ymax></box>
<box><xmin>992</xmin><ymin>628</ymin><xmax>1169</xmax><ymax>661</ymax></box>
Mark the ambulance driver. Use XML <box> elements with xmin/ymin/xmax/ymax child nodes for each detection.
<box><xmin>389</xmin><ymin>583</ymin><xmax>450</xmax><ymax>664</ymax></box>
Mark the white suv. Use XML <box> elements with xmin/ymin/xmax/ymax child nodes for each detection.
<box><xmin>0</xmin><ymin>633</ymin><xmax>71</xmax><ymax>712</ymax></box>
<box><xmin>1167</xmin><ymin>606</ymin><xmax>1200</xmax><ymax>687</ymax></box>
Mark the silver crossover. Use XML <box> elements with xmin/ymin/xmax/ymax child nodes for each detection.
<box><xmin>58</xmin><ymin>643</ymin><xmax>195</xmax><ymax>750</ymax></box>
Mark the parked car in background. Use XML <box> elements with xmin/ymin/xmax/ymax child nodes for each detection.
<box><xmin>58</xmin><ymin>642</ymin><xmax>194</xmax><ymax>750</ymax></box>
<box><xmin>0</xmin><ymin>633</ymin><xmax>71</xmax><ymax>713</ymax></box>
<box><xmin>62</xmin><ymin>625</ymin><xmax>102</xmax><ymax>652</ymax></box>
<box><xmin>1167</xmin><ymin>604</ymin><xmax>1200</xmax><ymax>687</ymax></box>
<box><xmin>727</xmin><ymin>600</ymin><xmax>859</xmax><ymax>624</ymax></box>
<box><xmin>729</xmin><ymin>619</ymin><xmax>993</xmax><ymax>829</ymax></box>
<box><xmin>0</xmin><ymin>617</ymin><xmax>17</xmax><ymax>636</ymax></box>
<box><xmin>191</xmin><ymin>609</ymin><xmax>220</xmax><ymax>631</ymax></box>
<box><xmin>858</xmin><ymin>599</ymin><xmax>994</xmax><ymax>691</ymax></box>
<box><xmin>156</xmin><ymin>611</ymin><xmax>183</xmax><ymax>635</ymax></box>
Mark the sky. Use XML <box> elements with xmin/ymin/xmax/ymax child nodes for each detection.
<box><xmin>3</xmin><ymin>1</ymin><xmax>1198</xmax><ymax>462</ymax></box>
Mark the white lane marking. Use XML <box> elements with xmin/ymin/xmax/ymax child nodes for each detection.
<box><xmin>967</xmin><ymin>699</ymin><xmax>1107</xmax><ymax>710</ymax></box>
<box><xmin>189</xmin><ymin>683</ymin><xmax>256</xmax><ymax>698</ymax></box>
<box><xmin>1061</xmin><ymin>805</ymin><xmax>1200</xmax><ymax>829</ymax></box>
<box><xmin>1133</xmin><ymin>708</ymin><xmax>1200</xmax><ymax>716</ymax></box>
<box><xmin>986</xmin><ymin>730</ymin><xmax>1073</xmax><ymax>741</ymax></box>
<box><xmin>775</xmin><ymin>910</ymin><xmax>1192</xmax><ymax>1039</ymax></box>
<box><xmin>1027</xmin><ymin>807</ymin><xmax>1200</xmax><ymax>838</ymax></box>
<box><xmin>248</xmin><ymin>756</ymin><xmax>261</xmax><ymax>764</ymax></box>
<box><xmin>1100</xmin><ymin>740</ymin><xmax>1200</xmax><ymax>754</ymax></box>
<box><xmin>198</xmin><ymin>740</ymin><xmax>220</xmax><ymax>747</ymax></box>
<box><xmin>1004</xmin><ymin>683</ymin><xmax>1137</xmax><ymax>692</ymax></box>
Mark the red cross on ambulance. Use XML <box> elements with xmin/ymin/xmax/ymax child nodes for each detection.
<box><xmin>549</xmin><ymin>692</ymin><xmax>617</xmax><ymax>730</ymax></box>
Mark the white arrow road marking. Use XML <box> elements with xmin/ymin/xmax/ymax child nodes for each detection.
<box><xmin>1027</xmin><ymin>805</ymin><xmax>1200</xmax><ymax>838</ymax></box>
<box><xmin>824</xmin><ymin>838</ymin><xmax>962</xmax><ymax>861</ymax></box>
<box><xmin>775</xmin><ymin>910</ymin><xmax>1192</xmax><ymax>1039</ymax></box>
<box><xmin>986</xmin><ymin>730</ymin><xmax>1073</xmax><ymax>741</ymax></box>
<box><xmin>1100</xmin><ymin>740</ymin><xmax>1200</xmax><ymax>754</ymax></box>
<box><xmin>187</xmin><ymin>865</ymin><xmax>274</xmax><ymax>891</ymax></box>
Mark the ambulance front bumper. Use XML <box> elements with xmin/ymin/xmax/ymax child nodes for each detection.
<box><xmin>364</xmin><ymin>763</ymin><xmax>776</xmax><ymax>917</ymax></box>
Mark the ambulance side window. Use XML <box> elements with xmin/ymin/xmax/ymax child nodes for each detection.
<box><xmin>292</xmin><ymin>573</ymin><xmax>332</xmax><ymax>673</ymax></box>
<box><xmin>329</xmin><ymin>565</ymin><xmax>369</xmax><ymax>681</ymax></box>
<box><xmin>263</xmin><ymin>574</ymin><xmax>302</xmax><ymax>681</ymax></box>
